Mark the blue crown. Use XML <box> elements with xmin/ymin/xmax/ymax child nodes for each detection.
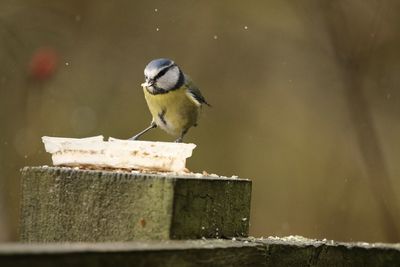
<box><xmin>145</xmin><ymin>58</ymin><xmax>174</xmax><ymax>72</ymax></box>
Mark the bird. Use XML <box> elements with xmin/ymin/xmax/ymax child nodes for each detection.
<box><xmin>130</xmin><ymin>58</ymin><xmax>210</xmax><ymax>143</ymax></box>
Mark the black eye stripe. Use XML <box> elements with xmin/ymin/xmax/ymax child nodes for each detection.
<box><xmin>154</xmin><ymin>64</ymin><xmax>176</xmax><ymax>81</ymax></box>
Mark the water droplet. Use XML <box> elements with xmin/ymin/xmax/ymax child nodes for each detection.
<box><xmin>244</xmin><ymin>26</ymin><xmax>248</xmax><ymax>30</ymax></box>
<box><xmin>156</xmin><ymin>27</ymin><xmax>160</xmax><ymax>31</ymax></box>
<box><xmin>154</xmin><ymin>8</ymin><xmax>158</xmax><ymax>12</ymax></box>
<box><xmin>65</xmin><ymin>62</ymin><xmax>69</xmax><ymax>66</ymax></box>
<box><xmin>213</xmin><ymin>35</ymin><xmax>218</xmax><ymax>40</ymax></box>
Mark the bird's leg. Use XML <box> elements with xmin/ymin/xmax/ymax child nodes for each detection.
<box><xmin>174</xmin><ymin>136</ymin><xmax>183</xmax><ymax>143</ymax></box>
<box><xmin>129</xmin><ymin>122</ymin><xmax>157</xmax><ymax>140</ymax></box>
<box><xmin>174</xmin><ymin>128</ymin><xmax>189</xmax><ymax>143</ymax></box>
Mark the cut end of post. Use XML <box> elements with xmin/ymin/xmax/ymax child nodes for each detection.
<box><xmin>41</xmin><ymin>136</ymin><xmax>196</xmax><ymax>173</ymax></box>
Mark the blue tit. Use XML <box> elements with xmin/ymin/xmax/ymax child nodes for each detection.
<box><xmin>130</xmin><ymin>58</ymin><xmax>210</xmax><ymax>143</ymax></box>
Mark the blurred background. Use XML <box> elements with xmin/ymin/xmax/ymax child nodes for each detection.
<box><xmin>1</xmin><ymin>0</ymin><xmax>400</xmax><ymax>243</ymax></box>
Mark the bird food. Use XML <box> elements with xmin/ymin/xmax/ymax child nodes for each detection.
<box><xmin>42</xmin><ymin>136</ymin><xmax>196</xmax><ymax>172</ymax></box>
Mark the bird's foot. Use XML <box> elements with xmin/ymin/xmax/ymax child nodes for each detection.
<box><xmin>174</xmin><ymin>137</ymin><xmax>183</xmax><ymax>143</ymax></box>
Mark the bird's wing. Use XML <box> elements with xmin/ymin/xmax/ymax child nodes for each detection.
<box><xmin>184</xmin><ymin>76</ymin><xmax>211</xmax><ymax>107</ymax></box>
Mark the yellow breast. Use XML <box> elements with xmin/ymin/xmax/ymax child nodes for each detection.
<box><xmin>143</xmin><ymin>86</ymin><xmax>200</xmax><ymax>136</ymax></box>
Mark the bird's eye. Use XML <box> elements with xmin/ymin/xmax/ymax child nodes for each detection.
<box><xmin>155</xmin><ymin>67</ymin><xmax>170</xmax><ymax>80</ymax></box>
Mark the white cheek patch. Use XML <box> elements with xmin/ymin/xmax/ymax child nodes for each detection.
<box><xmin>157</xmin><ymin>66</ymin><xmax>180</xmax><ymax>90</ymax></box>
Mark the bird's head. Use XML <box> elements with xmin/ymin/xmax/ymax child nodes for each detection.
<box><xmin>142</xmin><ymin>58</ymin><xmax>184</xmax><ymax>94</ymax></box>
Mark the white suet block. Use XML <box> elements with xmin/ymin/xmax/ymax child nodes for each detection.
<box><xmin>42</xmin><ymin>136</ymin><xmax>196</xmax><ymax>173</ymax></box>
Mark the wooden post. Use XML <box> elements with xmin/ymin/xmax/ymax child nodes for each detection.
<box><xmin>258</xmin><ymin>236</ymin><xmax>400</xmax><ymax>266</ymax></box>
<box><xmin>20</xmin><ymin>166</ymin><xmax>251</xmax><ymax>242</ymax></box>
<box><xmin>0</xmin><ymin>240</ymin><xmax>266</xmax><ymax>267</ymax></box>
<box><xmin>16</xmin><ymin>166</ymin><xmax>400</xmax><ymax>266</ymax></box>
<box><xmin>2</xmin><ymin>237</ymin><xmax>400</xmax><ymax>266</ymax></box>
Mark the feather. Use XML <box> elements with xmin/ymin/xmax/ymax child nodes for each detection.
<box><xmin>184</xmin><ymin>76</ymin><xmax>211</xmax><ymax>107</ymax></box>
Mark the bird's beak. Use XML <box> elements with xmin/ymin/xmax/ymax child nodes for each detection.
<box><xmin>141</xmin><ymin>80</ymin><xmax>154</xmax><ymax>88</ymax></box>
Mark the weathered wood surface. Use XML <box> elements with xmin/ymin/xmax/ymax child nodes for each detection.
<box><xmin>20</xmin><ymin>166</ymin><xmax>251</xmax><ymax>242</ymax></box>
<box><xmin>257</xmin><ymin>236</ymin><xmax>400</xmax><ymax>267</ymax></box>
<box><xmin>1</xmin><ymin>237</ymin><xmax>400</xmax><ymax>267</ymax></box>
<box><xmin>42</xmin><ymin>136</ymin><xmax>196</xmax><ymax>172</ymax></box>
<box><xmin>0</xmin><ymin>240</ymin><xmax>266</xmax><ymax>267</ymax></box>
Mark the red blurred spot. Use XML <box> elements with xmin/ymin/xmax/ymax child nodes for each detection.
<box><xmin>29</xmin><ymin>47</ymin><xmax>59</xmax><ymax>80</ymax></box>
<box><xmin>139</xmin><ymin>218</ymin><xmax>146</xmax><ymax>227</ymax></box>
